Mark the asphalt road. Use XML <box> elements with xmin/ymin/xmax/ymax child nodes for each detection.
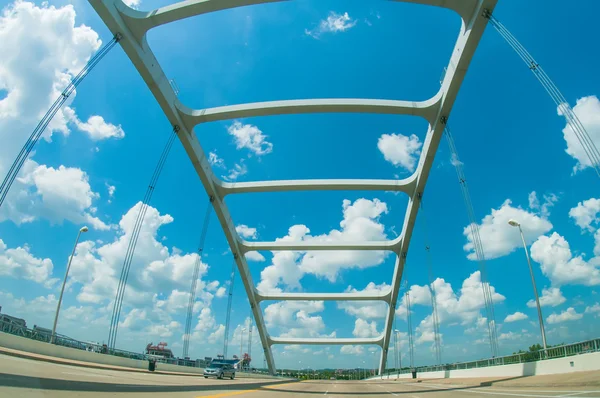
<box><xmin>1</xmin><ymin>355</ymin><xmax>600</xmax><ymax>397</ymax></box>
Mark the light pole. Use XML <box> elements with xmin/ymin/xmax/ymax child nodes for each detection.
<box><xmin>362</xmin><ymin>360</ymin><xmax>366</xmax><ymax>380</ymax></box>
<box><xmin>508</xmin><ymin>219</ymin><xmax>548</xmax><ymax>352</ymax></box>
<box><xmin>51</xmin><ymin>226</ymin><xmax>88</xmax><ymax>344</ymax></box>
<box><xmin>240</xmin><ymin>327</ymin><xmax>246</xmax><ymax>370</ymax></box>
<box><xmin>394</xmin><ymin>329</ymin><xmax>401</xmax><ymax>379</ymax></box>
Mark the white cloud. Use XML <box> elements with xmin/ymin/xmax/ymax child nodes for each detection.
<box><xmin>257</xmin><ymin>198</ymin><xmax>389</xmax><ymax>292</ymax></box>
<box><xmin>122</xmin><ymin>0</ymin><xmax>141</xmax><ymax>9</ymax></box>
<box><xmin>208</xmin><ymin>151</ymin><xmax>225</xmax><ymax>168</ymax></box>
<box><xmin>338</xmin><ymin>282</ymin><xmax>390</xmax><ymax>320</ymax></box>
<box><xmin>377</xmin><ymin>133</ymin><xmax>422</xmax><ymax>172</ymax></box>
<box><xmin>340</xmin><ymin>345</ymin><xmax>364</xmax><ymax>355</ymax></box>
<box><xmin>263</xmin><ymin>301</ymin><xmax>331</xmax><ymax>339</ymax></box>
<box><xmin>557</xmin><ymin>96</ymin><xmax>600</xmax><ymax>173</ymax></box>
<box><xmin>504</xmin><ymin>312</ymin><xmax>528</xmax><ymax>323</ymax></box>
<box><xmin>227</xmin><ymin>121</ymin><xmax>272</xmax><ymax>156</ymax></box>
<box><xmin>528</xmin><ymin>191</ymin><xmax>559</xmax><ymax>218</ymax></box>
<box><xmin>0</xmin><ymin>2</ymin><xmax>121</xmax><ymax>228</ymax></box>
<box><xmin>498</xmin><ymin>331</ymin><xmax>521</xmax><ymax>341</ymax></box>
<box><xmin>526</xmin><ymin>287</ymin><xmax>566</xmax><ymax>308</ymax></box>
<box><xmin>245</xmin><ymin>251</ymin><xmax>266</xmax><ymax>262</ymax></box>
<box><xmin>236</xmin><ymin>224</ymin><xmax>257</xmax><ymax>239</ymax></box>
<box><xmin>569</xmin><ymin>197</ymin><xmax>600</xmax><ymax>232</ymax></box>
<box><xmin>464</xmin><ymin>198</ymin><xmax>552</xmax><ymax>260</ymax></box>
<box><xmin>222</xmin><ymin>162</ymin><xmax>248</xmax><ymax>181</ymax></box>
<box><xmin>585</xmin><ymin>303</ymin><xmax>600</xmax><ymax>314</ymax></box>
<box><xmin>215</xmin><ymin>287</ymin><xmax>227</xmax><ymax>298</ymax></box>
<box><xmin>546</xmin><ymin>307</ymin><xmax>583</xmax><ymax>324</ymax></box>
<box><xmin>64</xmin><ymin>107</ymin><xmax>125</xmax><ymax>140</ymax></box>
<box><xmin>305</xmin><ymin>12</ymin><xmax>357</xmax><ymax>39</ymax></box>
<box><xmin>0</xmin><ymin>239</ymin><xmax>56</xmax><ymax>286</ymax></box>
<box><xmin>352</xmin><ymin>318</ymin><xmax>380</xmax><ymax>338</ymax></box>
<box><xmin>106</xmin><ymin>183</ymin><xmax>116</xmax><ymax>199</ymax></box>
<box><xmin>530</xmin><ymin>232</ymin><xmax>600</xmax><ymax>286</ymax></box>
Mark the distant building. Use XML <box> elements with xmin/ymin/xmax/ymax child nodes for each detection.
<box><xmin>0</xmin><ymin>313</ymin><xmax>27</xmax><ymax>336</ymax></box>
<box><xmin>145</xmin><ymin>342</ymin><xmax>174</xmax><ymax>359</ymax></box>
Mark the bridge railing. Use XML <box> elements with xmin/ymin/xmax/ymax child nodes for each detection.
<box><xmin>384</xmin><ymin>337</ymin><xmax>600</xmax><ymax>376</ymax></box>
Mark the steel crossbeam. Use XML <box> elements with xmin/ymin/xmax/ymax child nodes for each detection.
<box><xmin>88</xmin><ymin>0</ymin><xmax>497</xmax><ymax>375</ymax></box>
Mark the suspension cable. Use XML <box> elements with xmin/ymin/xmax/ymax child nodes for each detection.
<box><xmin>107</xmin><ymin>126</ymin><xmax>178</xmax><ymax>350</ymax></box>
<box><xmin>0</xmin><ymin>34</ymin><xmax>121</xmax><ymax>208</ymax></box>
<box><xmin>485</xmin><ymin>11</ymin><xmax>600</xmax><ymax>178</ymax></box>
<box><xmin>405</xmin><ymin>287</ymin><xmax>415</xmax><ymax>369</ymax></box>
<box><xmin>445</xmin><ymin>126</ymin><xmax>499</xmax><ymax>358</ymax></box>
<box><xmin>182</xmin><ymin>200</ymin><xmax>213</xmax><ymax>359</ymax></box>
<box><xmin>419</xmin><ymin>195</ymin><xmax>442</xmax><ymax>365</ymax></box>
<box><xmin>223</xmin><ymin>259</ymin><xmax>236</xmax><ymax>358</ymax></box>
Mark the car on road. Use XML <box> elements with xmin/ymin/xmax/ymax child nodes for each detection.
<box><xmin>203</xmin><ymin>363</ymin><xmax>235</xmax><ymax>379</ymax></box>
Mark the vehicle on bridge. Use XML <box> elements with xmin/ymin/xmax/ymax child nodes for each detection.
<box><xmin>203</xmin><ymin>363</ymin><xmax>235</xmax><ymax>379</ymax></box>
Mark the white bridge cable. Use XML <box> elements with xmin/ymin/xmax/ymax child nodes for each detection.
<box><xmin>0</xmin><ymin>34</ymin><xmax>121</xmax><ymax>208</ymax></box>
<box><xmin>405</xmin><ymin>287</ymin><xmax>415</xmax><ymax>369</ymax></box>
<box><xmin>223</xmin><ymin>259</ymin><xmax>236</xmax><ymax>358</ymax></box>
<box><xmin>485</xmin><ymin>12</ymin><xmax>600</xmax><ymax>178</ymax></box>
<box><xmin>444</xmin><ymin>126</ymin><xmax>499</xmax><ymax>358</ymax></box>
<box><xmin>183</xmin><ymin>200</ymin><xmax>213</xmax><ymax>359</ymax></box>
<box><xmin>419</xmin><ymin>196</ymin><xmax>442</xmax><ymax>365</ymax></box>
<box><xmin>107</xmin><ymin>127</ymin><xmax>178</xmax><ymax>350</ymax></box>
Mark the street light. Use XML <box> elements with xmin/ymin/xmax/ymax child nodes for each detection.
<box><xmin>508</xmin><ymin>219</ymin><xmax>548</xmax><ymax>352</ymax></box>
<box><xmin>394</xmin><ymin>329</ymin><xmax>402</xmax><ymax>379</ymax></box>
<box><xmin>240</xmin><ymin>327</ymin><xmax>246</xmax><ymax>370</ymax></box>
<box><xmin>51</xmin><ymin>226</ymin><xmax>88</xmax><ymax>344</ymax></box>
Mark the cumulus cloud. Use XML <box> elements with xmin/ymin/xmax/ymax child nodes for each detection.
<box><xmin>377</xmin><ymin>133</ymin><xmax>422</xmax><ymax>172</ymax></box>
<box><xmin>546</xmin><ymin>307</ymin><xmax>583</xmax><ymax>324</ymax></box>
<box><xmin>208</xmin><ymin>151</ymin><xmax>225</xmax><ymax>168</ymax></box>
<box><xmin>557</xmin><ymin>96</ymin><xmax>600</xmax><ymax>173</ymax></box>
<box><xmin>569</xmin><ymin>197</ymin><xmax>600</xmax><ymax>232</ymax></box>
<box><xmin>257</xmin><ymin>198</ymin><xmax>389</xmax><ymax>293</ymax></box>
<box><xmin>504</xmin><ymin>312</ymin><xmax>528</xmax><ymax>323</ymax></box>
<box><xmin>526</xmin><ymin>287</ymin><xmax>566</xmax><ymax>308</ymax></box>
<box><xmin>222</xmin><ymin>162</ymin><xmax>248</xmax><ymax>182</ymax></box>
<box><xmin>0</xmin><ymin>1</ymin><xmax>120</xmax><ymax>228</ymax></box>
<box><xmin>408</xmin><ymin>272</ymin><xmax>505</xmax><ymax>344</ymax></box>
<box><xmin>530</xmin><ymin>232</ymin><xmax>600</xmax><ymax>286</ymax></box>
<box><xmin>227</xmin><ymin>121</ymin><xmax>272</xmax><ymax>156</ymax></box>
<box><xmin>340</xmin><ymin>345</ymin><xmax>364</xmax><ymax>355</ymax></box>
<box><xmin>353</xmin><ymin>318</ymin><xmax>380</xmax><ymax>338</ymax></box>
<box><xmin>338</xmin><ymin>282</ymin><xmax>390</xmax><ymax>319</ymax></box>
<box><xmin>305</xmin><ymin>12</ymin><xmax>357</xmax><ymax>39</ymax></box>
<box><xmin>64</xmin><ymin>107</ymin><xmax>124</xmax><ymax>140</ymax></box>
<box><xmin>463</xmin><ymin>197</ymin><xmax>552</xmax><ymax>260</ymax></box>
<box><xmin>0</xmin><ymin>239</ymin><xmax>56</xmax><ymax>286</ymax></box>
<box><xmin>236</xmin><ymin>224</ymin><xmax>258</xmax><ymax>239</ymax></box>
<box><xmin>245</xmin><ymin>251</ymin><xmax>266</xmax><ymax>262</ymax></box>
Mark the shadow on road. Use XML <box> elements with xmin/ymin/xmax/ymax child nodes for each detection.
<box><xmin>0</xmin><ymin>373</ymin><xmax>494</xmax><ymax>395</ymax></box>
<box><xmin>0</xmin><ymin>373</ymin><xmax>291</xmax><ymax>393</ymax></box>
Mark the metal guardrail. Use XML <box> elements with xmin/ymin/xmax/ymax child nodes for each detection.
<box><xmin>0</xmin><ymin>319</ymin><xmax>208</xmax><ymax>366</ymax></box>
<box><xmin>384</xmin><ymin>337</ymin><xmax>600</xmax><ymax>376</ymax></box>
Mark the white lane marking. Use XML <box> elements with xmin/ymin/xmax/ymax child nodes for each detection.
<box><xmin>376</xmin><ymin>383</ymin><xmax>400</xmax><ymax>396</ymax></box>
<box><xmin>402</xmin><ymin>382</ymin><xmax>600</xmax><ymax>398</ymax></box>
<box><xmin>560</xmin><ymin>394</ymin><xmax>595</xmax><ymax>397</ymax></box>
<box><xmin>61</xmin><ymin>371</ymin><xmax>113</xmax><ymax>378</ymax></box>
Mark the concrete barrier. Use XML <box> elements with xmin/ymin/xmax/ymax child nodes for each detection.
<box><xmin>377</xmin><ymin>351</ymin><xmax>600</xmax><ymax>380</ymax></box>
<box><xmin>0</xmin><ymin>332</ymin><xmax>147</xmax><ymax>370</ymax></box>
<box><xmin>0</xmin><ymin>332</ymin><xmax>284</xmax><ymax>379</ymax></box>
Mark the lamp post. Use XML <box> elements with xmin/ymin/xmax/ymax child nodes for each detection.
<box><xmin>240</xmin><ymin>327</ymin><xmax>246</xmax><ymax>370</ymax></box>
<box><xmin>51</xmin><ymin>226</ymin><xmax>88</xmax><ymax>344</ymax></box>
<box><xmin>508</xmin><ymin>219</ymin><xmax>548</xmax><ymax>352</ymax></box>
<box><xmin>394</xmin><ymin>329</ymin><xmax>402</xmax><ymax>379</ymax></box>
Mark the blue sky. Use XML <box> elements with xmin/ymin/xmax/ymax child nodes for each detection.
<box><xmin>1</xmin><ymin>0</ymin><xmax>600</xmax><ymax>371</ymax></box>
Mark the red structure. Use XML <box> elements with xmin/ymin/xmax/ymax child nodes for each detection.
<box><xmin>145</xmin><ymin>342</ymin><xmax>173</xmax><ymax>359</ymax></box>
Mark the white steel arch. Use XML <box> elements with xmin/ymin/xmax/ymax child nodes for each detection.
<box><xmin>88</xmin><ymin>0</ymin><xmax>498</xmax><ymax>375</ymax></box>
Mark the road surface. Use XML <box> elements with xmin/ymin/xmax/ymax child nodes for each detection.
<box><xmin>1</xmin><ymin>354</ymin><xmax>599</xmax><ymax>397</ymax></box>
